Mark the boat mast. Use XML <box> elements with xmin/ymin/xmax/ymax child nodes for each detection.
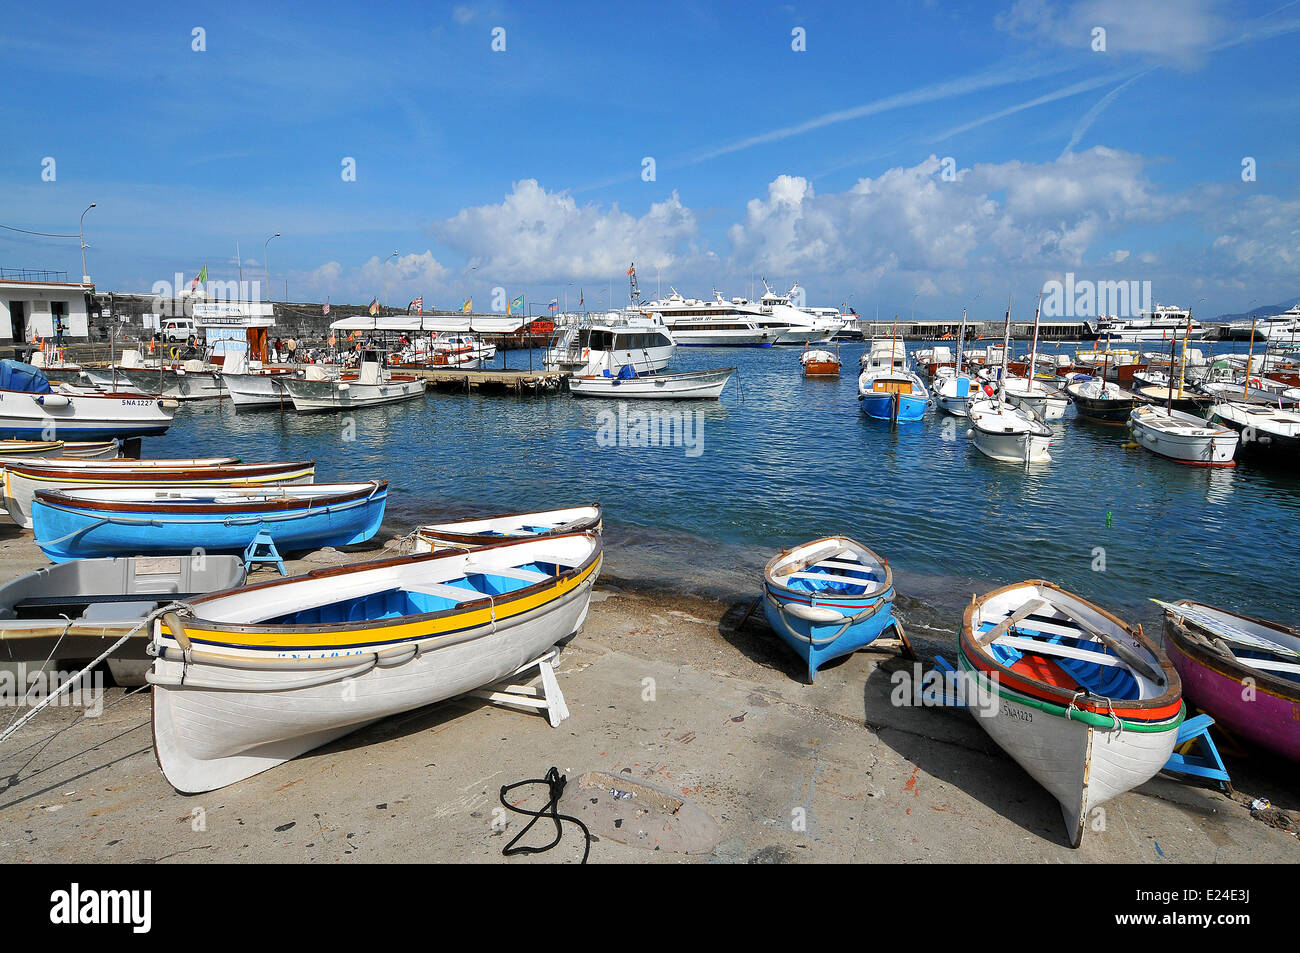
<box><xmin>1243</xmin><ymin>315</ymin><xmax>1257</xmax><ymax>401</ymax></box>
<box><xmin>1177</xmin><ymin>308</ymin><xmax>1192</xmax><ymax>398</ymax></box>
<box><xmin>1166</xmin><ymin>331</ymin><xmax>1176</xmax><ymax>413</ymax></box>
<box><xmin>999</xmin><ymin>293</ymin><xmax>1012</xmax><ymax>406</ymax></box>
<box><xmin>955</xmin><ymin>308</ymin><xmax>967</xmax><ymax>375</ymax></box>
<box><xmin>1028</xmin><ymin>292</ymin><xmax>1042</xmax><ymax>385</ymax></box>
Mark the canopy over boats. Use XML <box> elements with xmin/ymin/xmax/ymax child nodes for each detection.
<box><xmin>32</xmin><ymin>481</ymin><xmax>388</xmax><ymax>562</ymax></box>
<box><xmin>762</xmin><ymin>536</ymin><xmax>903</xmax><ymax>682</ymax></box>
<box><xmin>413</xmin><ymin>504</ymin><xmax>602</xmax><ymax>552</ymax></box>
<box><xmin>147</xmin><ymin>532</ymin><xmax>602</xmax><ymax>792</ymax></box>
<box><xmin>961</xmin><ymin>581</ymin><xmax>1183</xmax><ymax>847</ymax></box>
<box><xmin>1156</xmin><ymin>600</ymin><xmax>1300</xmax><ymax>764</ymax></box>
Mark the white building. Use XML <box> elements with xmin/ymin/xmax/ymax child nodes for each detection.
<box><xmin>0</xmin><ymin>277</ymin><xmax>93</xmax><ymax>345</ymax></box>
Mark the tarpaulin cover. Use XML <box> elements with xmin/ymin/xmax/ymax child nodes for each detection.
<box><xmin>0</xmin><ymin>360</ymin><xmax>52</xmax><ymax>394</ymax></box>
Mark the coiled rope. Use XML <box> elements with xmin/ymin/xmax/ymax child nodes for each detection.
<box><xmin>498</xmin><ymin>766</ymin><xmax>592</xmax><ymax>864</ymax></box>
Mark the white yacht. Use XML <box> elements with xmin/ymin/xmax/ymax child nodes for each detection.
<box><xmin>1222</xmin><ymin>305</ymin><xmax>1300</xmax><ymax>343</ymax></box>
<box><xmin>1088</xmin><ymin>304</ymin><xmax>1208</xmax><ymax>343</ymax></box>
<box><xmin>639</xmin><ymin>289</ymin><xmax>789</xmax><ymax>347</ymax></box>
<box><xmin>545</xmin><ymin>311</ymin><xmax>676</xmax><ymax>374</ymax></box>
<box><xmin>757</xmin><ymin>281</ymin><xmax>843</xmax><ymax>344</ymax></box>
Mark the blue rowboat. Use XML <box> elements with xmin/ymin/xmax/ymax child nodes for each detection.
<box><xmin>31</xmin><ymin>482</ymin><xmax>388</xmax><ymax>563</ymax></box>
<box><xmin>762</xmin><ymin>536</ymin><xmax>905</xmax><ymax>682</ymax></box>
<box><xmin>857</xmin><ymin>370</ymin><xmax>930</xmax><ymax>423</ymax></box>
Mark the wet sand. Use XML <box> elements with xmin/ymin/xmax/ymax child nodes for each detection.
<box><xmin>0</xmin><ymin>528</ymin><xmax>1296</xmax><ymax>864</ymax></box>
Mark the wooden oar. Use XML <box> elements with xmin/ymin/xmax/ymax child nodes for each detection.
<box><xmin>976</xmin><ymin>598</ymin><xmax>1047</xmax><ymax>644</ymax></box>
<box><xmin>1050</xmin><ymin>600</ymin><xmax>1163</xmax><ymax>684</ymax></box>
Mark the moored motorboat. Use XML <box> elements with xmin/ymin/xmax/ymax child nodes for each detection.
<box><xmin>1156</xmin><ymin>600</ymin><xmax>1300</xmax><ymax>764</ymax></box>
<box><xmin>762</xmin><ymin>536</ymin><xmax>903</xmax><ymax>682</ymax></box>
<box><xmin>147</xmin><ymin>532</ymin><xmax>602</xmax><ymax>792</ymax></box>
<box><xmin>32</xmin><ymin>482</ymin><xmax>388</xmax><ymax>562</ymax></box>
<box><xmin>222</xmin><ymin>368</ymin><xmax>303</xmax><ymax>409</ymax></box>
<box><xmin>283</xmin><ymin>350</ymin><xmax>427</xmax><ymax>412</ymax></box>
<box><xmin>961</xmin><ymin>580</ymin><xmax>1184</xmax><ymax>847</ymax></box>
<box><xmin>413</xmin><ymin>504</ymin><xmax>602</xmax><ymax>552</ymax></box>
<box><xmin>968</xmin><ymin>398</ymin><xmax>1053</xmax><ymax>463</ymax></box>
<box><xmin>1065</xmin><ymin>376</ymin><xmax>1142</xmax><ymax>425</ymax></box>
<box><xmin>568</xmin><ymin>365</ymin><xmax>734</xmax><ymax>399</ymax></box>
<box><xmin>934</xmin><ymin>373</ymin><xmax>975</xmax><ymax>416</ymax></box>
<box><xmin>1209</xmin><ymin>401</ymin><xmax>1300</xmax><ymax>458</ymax></box>
<box><xmin>799</xmin><ymin>346</ymin><xmax>840</xmax><ymax>376</ymax></box>
<box><xmin>0</xmin><ymin>555</ymin><xmax>247</xmax><ymax>686</ymax></box>
<box><xmin>0</xmin><ymin>457</ymin><xmax>313</xmax><ymax>529</ymax></box>
<box><xmin>0</xmin><ymin>360</ymin><xmax>176</xmax><ymax>441</ymax></box>
<box><xmin>1129</xmin><ymin>405</ymin><xmax>1238</xmax><ymax>467</ymax></box>
<box><xmin>1003</xmin><ymin>376</ymin><xmax>1070</xmax><ymax>421</ymax></box>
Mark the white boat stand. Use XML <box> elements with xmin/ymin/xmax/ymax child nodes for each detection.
<box><xmin>466</xmin><ymin>647</ymin><xmax>570</xmax><ymax>728</ymax></box>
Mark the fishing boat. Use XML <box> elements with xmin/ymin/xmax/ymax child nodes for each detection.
<box><xmin>0</xmin><ymin>360</ymin><xmax>177</xmax><ymax>441</ymax></box>
<box><xmin>1129</xmin><ymin>405</ymin><xmax>1238</xmax><ymax>467</ymax></box>
<box><xmin>283</xmin><ymin>350</ymin><xmax>427</xmax><ymax>412</ymax></box>
<box><xmin>762</xmin><ymin>536</ymin><xmax>901</xmax><ymax>682</ymax></box>
<box><xmin>221</xmin><ymin>363</ymin><xmax>304</xmax><ymax>409</ymax></box>
<box><xmin>413</xmin><ymin>504</ymin><xmax>602</xmax><ymax>552</ymax></box>
<box><xmin>0</xmin><ymin>438</ymin><xmax>117</xmax><ymax>461</ymax></box>
<box><xmin>1065</xmin><ymin>376</ymin><xmax>1143</xmax><ymax>425</ymax></box>
<box><xmin>1156</xmin><ymin>600</ymin><xmax>1300</xmax><ymax>764</ymax></box>
<box><xmin>32</xmin><ymin>482</ymin><xmax>388</xmax><ymax>563</ymax></box>
<box><xmin>568</xmin><ymin>365</ymin><xmax>734</xmax><ymax>399</ymax></box>
<box><xmin>0</xmin><ymin>555</ymin><xmax>246</xmax><ymax>686</ymax></box>
<box><xmin>1074</xmin><ymin>346</ymin><xmax>1146</xmax><ymax>386</ymax></box>
<box><xmin>961</xmin><ymin>581</ymin><xmax>1184</xmax><ymax>847</ymax></box>
<box><xmin>147</xmin><ymin>532</ymin><xmax>602</xmax><ymax>792</ymax></box>
<box><xmin>799</xmin><ymin>346</ymin><xmax>840</xmax><ymax>377</ymax></box>
<box><xmin>858</xmin><ymin>320</ymin><xmax>928</xmax><ymax>423</ymax></box>
<box><xmin>1136</xmin><ymin>384</ymin><xmax>1214</xmax><ymax>411</ymax></box>
<box><xmin>1002</xmin><ymin>296</ymin><xmax>1070</xmax><ymax>421</ymax></box>
<box><xmin>933</xmin><ymin>309</ymin><xmax>978</xmax><ymax>416</ymax></box>
<box><xmin>1209</xmin><ymin>401</ymin><xmax>1300</xmax><ymax>458</ymax></box>
<box><xmin>967</xmin><ymin>299</ymin><xmax>1053</xmax><ymax>463</ymax></box>
<box><xmin>84</xmin><ymin>354</ymin><xmax>228</xmax><ymax>401</ymax></box>
<box><xmin>1</xmin><ymin>458</ymin><xmax>312</xmax><ymax>529</ymax></box>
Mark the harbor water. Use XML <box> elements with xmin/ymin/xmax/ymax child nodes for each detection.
<box><xmin>146</xmin><ymin>340</ymin><xmax>1300</xmax><ymax>633</ymax></box>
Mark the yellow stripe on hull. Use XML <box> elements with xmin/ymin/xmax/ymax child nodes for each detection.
<box><xmin>164</xmin><ymin>555</ymin><xmax>601</xmax><ymax>651</ymax></box>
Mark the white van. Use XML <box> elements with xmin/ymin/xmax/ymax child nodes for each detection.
<box><xmin>157</xmin><ymin>318</ymin><xmax>199</xmax><ymax>343</ymax></box>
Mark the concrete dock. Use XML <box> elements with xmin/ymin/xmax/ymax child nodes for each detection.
<box><xmin>0</xmin><ymin>537</ymin><xmax>1294</xmax><ymax>864</ymax></box>
<box><xmin>403</xmin><ymin>366</ymin><xmax>566</xmax><ymax>393</ymax></box>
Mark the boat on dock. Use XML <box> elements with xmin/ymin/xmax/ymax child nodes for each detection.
<box><xmin>1128</xmin><ymin>405</ymin><xmax>1238</xmax><ymax>467</ymax></box>
<box><xmin>32</xmin><ymin>481</ymin><xmax>388</xmax><ymax>562</ymax></box>
<box><xmin>0</xmin><ymin>457</ymin><xmax>311</xmax><ymax>529</ymax></box>
<box><xmin>147</xmin><ymin>532</ymin><xmax>602</xmax><ymax>792</ymax></box>
<box><xmin>413</xmin><ymin>504</ymin><xmax>602</xmax><ymax>552</ymax></box>
<box><xmin>960</xmin><ymin>580</ymin><xmax>1184</xmax><ymax>847</ymax></box>
<box><xmin>762</xmin><ymin>536</ymin><xmax>904</xmax><ymax>682</ymax></box>
<box><xmin>283</xmin><ymin>350</ymin><xmax>427</xmax><ymax>412</ymax></box>
<box><xmin>0</xmin><ymin>555</ymin><xmax>247</xmax><ymax>686</ymax></box>
<box><xmin>1156</xmin><ymin>600</ymin><xmax>1300</xmax><ymax>764</ymax></box>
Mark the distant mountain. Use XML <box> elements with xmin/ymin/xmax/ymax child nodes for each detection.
<box><xmin>1209</xmin><ymin>296</ymin><xmax>1299</xmax><ymax>323</ymax></box>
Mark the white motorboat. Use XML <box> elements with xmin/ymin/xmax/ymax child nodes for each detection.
<box><xmin>0</xmin><ymin>361</ymin><xmax>177</xmax><ymax>442</ymax></box>
<box><xmin>428</xmin><ymin>332</ymin><xmax>497</xmax><ymax>369</ymax></box>
<box><xmin>757</xmin><ymin>281</ymin><xmax>842</xmax><ymax>344</ymax></box>
<box><xmin>283</xmin><ymin>350</ymin><xmax>427</xmax><ymax>412</ymax></box>
<box><xmin>545</xmin><ymin>312</ymin><xmax>675</xmax><ymax>375</ymax></box>
<box><xmin>1002</xmin><ymin>376</ymin><xmax>1070</xmax><ymax>421</ymax></box>
<box><xmin>1209</xmin><ymin>401</ymin><xmax>1300</xmax><ymax>459</ymax></box>
<box><xmin>147</xmin><ymin>532</ymin><xmax>602</xmax><ymax>792</ymax></box>
<box><xmin>1129</xmin><ymin>405</ymin><xmax>1238</xmax><ymax>467</ymax></box>
<box><xmin>569</xmin><ymin>365</ymin><xmax>734</xmax><ymax>399</ymax></box>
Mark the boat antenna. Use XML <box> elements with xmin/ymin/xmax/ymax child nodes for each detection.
<box><xmin>627</xmin><ymin>263</ymin><xmax>641</xmax><ymax>308</ymax></box>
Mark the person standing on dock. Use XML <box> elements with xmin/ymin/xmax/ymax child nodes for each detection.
<box><xmin>287</xmin><ymin>337</ymin><xmax>297</xmax><ymax>364</ymax></box>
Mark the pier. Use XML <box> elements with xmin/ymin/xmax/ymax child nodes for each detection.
<box><xmin>403</xmin><ymin>365</ymin><xmax>566</xmax><ymax>393</ymax></box>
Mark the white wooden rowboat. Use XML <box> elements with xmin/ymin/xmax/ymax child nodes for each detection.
<box><xmin>568</xmin><ymin>366</ymin><xmax>734</xmax><ymax>400</ymax></box>
<box><xmin>413</xmin><ymin>504</ymin><xmax>602</xmax><ymax>552</ymax></box>
<box><xmin>147</xmin><ymin>532</ymin><xmax>602</xmax><ymax>792</ymax></box>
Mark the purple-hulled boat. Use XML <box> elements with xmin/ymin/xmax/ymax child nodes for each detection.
<box><xmin>1157</xmin><ymin>600</ymin><xmax>1300</xmax><ymax>763</ymax></box>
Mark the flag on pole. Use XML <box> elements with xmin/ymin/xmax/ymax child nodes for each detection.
<box><xmin>579</xmin><ymin>288</ymin><xmax>584</xmax><ymax>307</ymax></box>
<box><xmin>461</xmin><ymin>298</ymin><xmax>473</xmax><ymax>314</ymax></box>
<box><xmin>548</xmin><ymin>298</ymin><xmax>558</xmax><ymax>313</ymax></box>
<box><xmin>323</xmin><ymin>299</ymin><xmax>331</xmax><ymax>316</ymax></box>
<box><xmin>369</xmin><ymin>298</ymin><xmax>380</xmax><ymax>316</ymax></box>
<box><xmin>190</xmin><ymin>265</ymin><xmax>208</xmax><ymax>291</ymax></box>
<box><xmin>509</xmin><ymin>295</ymin><xmax>524</xmax><ymax>315</ymax></box>
<box><xmin>408</xmin><ymin>296</ymin><xmax>423</xmax><ymax>314</ymax></box>
<box><xmin>626</xmin><ymin>263</ymin><xmax>634</xmax><ymax>276</ymax></box>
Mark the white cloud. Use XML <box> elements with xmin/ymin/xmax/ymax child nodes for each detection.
<box><xmin>996</xmin><ymin>0</ymin><xmax>1228</xmax><ymax>62</ymax></box>
<box><xmin>431</xmin><ymin>179</ymin><xmax>708</xmax><ymax>282</ymax></box>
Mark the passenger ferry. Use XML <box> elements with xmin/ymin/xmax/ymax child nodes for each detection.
<box><xmin>639</xmin><ymin>290</ymin><xmax>789</xmax><ymax>347</ymax></box>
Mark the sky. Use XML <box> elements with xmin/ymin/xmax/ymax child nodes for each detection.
<box><xmin>2</xmin><ymin>0</ymin><xmax>1298</xmax><ymax>321</ymax></box>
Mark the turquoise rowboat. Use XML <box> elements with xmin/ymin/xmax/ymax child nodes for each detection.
<box><xmin>31</xmin><ymin>482</ymin><xmax>388</xmax><ymax>562</ymax></box>
<box><xmin>762</xmin><ymin>536</ymin><xmax>905</xmax><ymax>682</ymax></box>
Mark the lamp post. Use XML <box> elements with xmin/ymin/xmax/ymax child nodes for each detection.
<box><xmin>79</xmin><ymin>203</ymin><xmax>96</xmax><ymax>283</ymax></box>
<box><xmin>264</xmin><ymin>232</ymin><xmax>280</xmax><ymax>301</ymax></box>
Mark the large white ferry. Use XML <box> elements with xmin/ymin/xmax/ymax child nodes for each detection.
<box><xmin>639</xmin><ymin>290</ymin><xmax>790</xmax><ymax>347</ymax></box>
<box><xmin>756</xmin><ymin>282</ymin><xmax>844</xmax><ymax>344</ymax></box>
<box><xmin>1087</xmin><ymin>304</ymin><xmax>1208</xmax><ymax>343</ymax></box>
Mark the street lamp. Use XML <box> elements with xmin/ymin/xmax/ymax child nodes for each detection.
<box><xmin>79</xmin><ymin>203</ymin><xmax>96</xmax><ymax>283</ymax></box>
<box><xmin>264</xmin><ymin>232</ymin><xmax>280</xmax><ymax>301</ymax></box>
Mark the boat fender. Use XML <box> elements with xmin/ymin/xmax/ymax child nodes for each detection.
<box><xmin>337</xmin><ymin>382</ymin><xmax>351</xmax><ymax>391</ymax></box>
<box><xmin>779</xmin><ymin>600</ymin><xmax>846</xmax><ymax>625</ymax></box>
<box><xmin>375</xmin><ymin>643</ymin><xmax>418</xmax><ymax>667</ymax></box>
<box><xmin>162</xmin><ymin>611</ymin><xmax>194</xmax><ymax>666</ymax></box>
<box><xmin>36</xmin><ymin>394</ymin><xmax>71</xmax><ymax>408</ymax></box>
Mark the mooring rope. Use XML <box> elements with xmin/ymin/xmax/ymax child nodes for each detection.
<box><xmin>498</xmin><ymin>766</ymin><xmax>592</xmax><ymax>864</ymax></box>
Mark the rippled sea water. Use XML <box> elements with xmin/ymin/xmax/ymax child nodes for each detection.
<box><xmin>146</xmin><ymin>341</ymin><xmax>1299</xmax><ymax>633</ymax></box>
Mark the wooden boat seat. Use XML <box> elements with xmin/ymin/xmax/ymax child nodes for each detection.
<box><xmin>1233</xmin><ymin>656</ymin><xmax>1300</xmax><ymax>676</ymax></box>
<box><xmin>466</xmin><ymin>565</ymin><xmax>551</xmax><ymax>584</ymax></box>
<box><xmin>816</xmin><ymin>558</ymin><xmax>875</xmax><ymax>572</ymax></box>
<box><xmin>997</xmin><ymin>635</ymin><xmax>1126</xmax><ymax>667</ymax></box>
<box><xmin>400</xmin><ymin>582</ymin><xmax>483</xmax><ymax>604</ymax></box>
<box><xmin>788</xmin><ymin>570</ymin><xmax>877</xmax><ymax>586</ymax></box>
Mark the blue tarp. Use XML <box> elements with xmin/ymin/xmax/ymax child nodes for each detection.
<box><xmin>0</xmin><ymin>360</ymin><xmax>52</xmax><ymax>394</ymax></box>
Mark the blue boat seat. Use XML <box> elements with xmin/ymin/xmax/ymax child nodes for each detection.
<box><xmin>981</xmin><ymin>618</ymin><xmax>1139</xmax><ymax>700</ymax></box>
<box><xmin>466</xmin><ymin>564</ymin><xmax>550</xmax><ymax>584</ymax></box>
<box><xmin>790</xmin><ymin>570</ymin><xmax>878</xmax><ymax>586</ymax></box>
<box><xmin>401</xmin><ymin>582</ymin><xmax>484</xmax><ymax>604</ymax></box>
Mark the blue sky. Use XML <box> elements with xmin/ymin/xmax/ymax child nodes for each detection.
<box><xmin>2</xmin><ymin>0</ymin><xmax>1298</xmax><ymax>320</ymax></box>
